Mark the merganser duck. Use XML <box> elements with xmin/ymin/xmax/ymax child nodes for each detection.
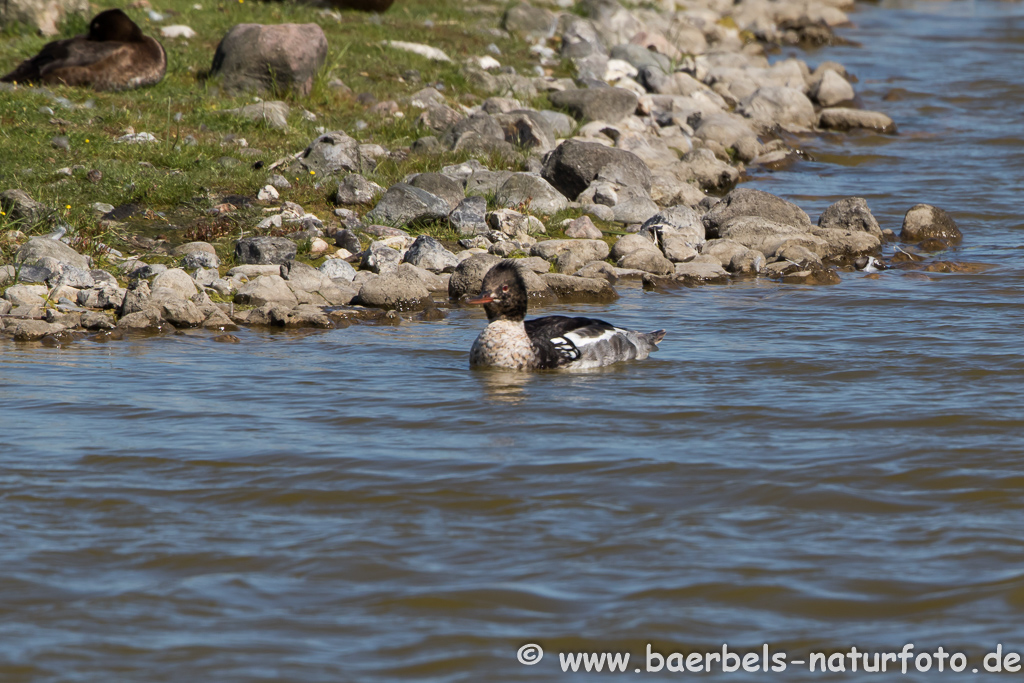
<box><xmin>467</xmin><ymin>260</ymin><xmax>666</xmax><ymax>370</ymax></box>
<box><xmin>1</xmin><ymin>9</ymin><xmax>166</xmax><ymax>91</ymax></box>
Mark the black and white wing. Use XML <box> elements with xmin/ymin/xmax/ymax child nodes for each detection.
<box><xmin>526</xmin><ymin>316</ymin><xmax>664</xmax><ymax>369</ymax></box>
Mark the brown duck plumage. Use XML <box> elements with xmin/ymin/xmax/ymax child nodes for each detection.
<box><xmin>1</xmin><ymin>9</ymin><xmax>166</xmax><ymax>91</ymax></box>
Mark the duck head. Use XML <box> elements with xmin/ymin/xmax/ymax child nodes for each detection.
<box><xmin>467</xmin><ymin>260</ymin><xmax>528</xmax><ymax>322</ymax></box>
<box><xmin>88</xmin><ymin>9</ymin><xmax>144</xmax><ymax>43</ymax></box>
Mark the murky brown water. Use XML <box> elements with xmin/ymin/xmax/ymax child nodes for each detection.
<box><xmin>4</xmin><ymin>2</ymin><xmax>1024</xmax><ymax>680</ymax></box>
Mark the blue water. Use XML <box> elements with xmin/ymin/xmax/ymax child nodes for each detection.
<box><xmin>4</xmin><ymin>1</ymin><xmax>1024</xmax><ymax>680</ymax></box>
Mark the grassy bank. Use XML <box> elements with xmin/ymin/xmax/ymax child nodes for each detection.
<box><xmin>0</xmin><ymin>0</ymin><xmax>571</xmax><ymax>262</ymax></box>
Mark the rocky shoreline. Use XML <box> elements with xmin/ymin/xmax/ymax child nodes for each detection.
<box><xmin>0</xmin><ymin>0</ymin><xmax>973</xmax><ymax>344</ymax></box>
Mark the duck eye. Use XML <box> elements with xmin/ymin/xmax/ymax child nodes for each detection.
<box><xmin>501</xmin><ymin>284</ymin><xmax>509</xmax><ymax>292</ymax></box>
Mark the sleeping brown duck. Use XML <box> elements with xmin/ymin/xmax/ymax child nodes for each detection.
<box><xmin>1</xmin><ymin>9</ymin><xmax>166</xmax><ymax>91</ymax></box>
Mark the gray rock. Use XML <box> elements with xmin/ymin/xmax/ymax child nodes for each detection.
<box><xmin>900</xmin><ymin>204</ymin><xmax>962</xmax><ymax>244</ymax></box>
<box><xmin>319</xmin><ymin>258</ymin><xmax>357</xmax><ymax>282</ymax></box>
<box><xmin>449</xmin><ymin>196</ymin><xmax>489</xmax><ymax>236</ymax></box>
<box><xmin>611</xmin><ymin>196</ymin><xmax>659</xmax><ymax>224</ymax></box>
<box><xmin>155</xmin><ymin>298</ymin><xmax>205</xmax><ymax>327</ymax></box>
<box><xmin>9</xmin><ymin>319</ymin><xmax>65</xmax><ymax>341</ymax></box>
<box><xmin>702</xmin><ymin>239</ymin><xmax>765</xmax><ymax>273</ymax></box>
<box><xmin>493</xmin><ymin>110</ymin><xmax>557</xmax><ymax>152</ymax></box>
<box><xmin>531</xmin><ymin>238</ymin><xmax>609</xmax><ymax>263</ymax></box>
<box><xmin>298</xmin><ymin>130</ymin><xmax>362</xmax><ymax>175</ymax></box>
<box><xmin>617</xmin><ymin>248</ymin><xmax>674</xmax><ymax>275</ymax></box>
<box><xmin>361</xmin><ymin>241</ymin><xmax>403</xmax><ymax>274</ymax></box>
<box><xmin>234</xmin><ymin>274</ymin><xmax>299</xmax><ymax>307</ymax></box>
<box><xmin>210</xmin><ymin>23</ymin><xmax>327</xmax><ymax>96</ymax></box>
<box><xmin>495</xmin><ymin>173</ymin><xmax>568</xmax><ymax>216</ymax></box>
<box><xmin>673</xmin><ymin>257</ymin><xmax>731</xmax><ymax>283</ymax></box>
<box><xmin>564</xmin><ymin>216</ymin><xmax>603</xmax><ymax>239</ymax></box>
<box><xmin>151</xmin><ymin>268</ymin><xmax>199</xmax><ymax>300</ymax></box>
<box><xmin>0</xmin><ymin>189</ymin><xmax>50</xmax><ymax>225</ymax></box>
<box><xmin>16</xmin><ymin>237</ymin><xmax>89</xmax><ymax>270</ymax></box>
<box><xmin>223</xmin><ymin>101</ymin><xmax>290</xmax><ymax>130</ymax></box>
<box><xmin>403</xmin><ymin>234</ymin><xmax>459</xmax><ymax>273</ymax></box>
<box><xmin>182</xmin><ymin>251</ymin><xmax>220</xmax><ymax>270</ymax></box>
<box><xmin>541</xmin><ymin>273</ymin><xmax>617</xmax><ymax>303</ymax></box>
<box><xmin>810</xmin><ymin>70</ymin><xmax>854</xmax><ymax>107</ymax></box>
<box><xmin>1</xmin><ymin>0</ymin><xmax>88</xmax><ymax>36</ymax></box>
<box><xmin>675</xmin><ymin>149</ymin><xmax>740</xmax><ymax>192</ymax></box>
<box><xmin>641</xmin><ymin>206</ymin><xmax>706</xmax><ymax>260</ymax></box>
<box><xmin>610</xmin><ymin>43</ymin><xmax>671</xmax><ymax>73</ymax></box>
<box><xmin>226</xmin><ymin>264</ymin><xmax>283</xmax><ymax>279</ymax></box>
<box><xmin>818</xmin><ymin>108</ymin><xmax>897</xmax><ymax>134</ymax></box>
<box><xmin>693</xmin><ymin>113</ymin><xmax>762</xmax><ymax>163</ymax></box>
<box><xmin>487</xmin><ymin>209</ymin><xmax>530</xmax><ymax>237</ymax></box>
<box><xmin>117</xmin><ymin>309</ymin><xmax>167</xmax><ymax>331</ymax></box>
<box><xmin>443</xmin><ymin>113</ymin><xmax>508</xmax><ymax>151</ymax></box>
<box><xmin>718</xmin><ymin>216</ymin><xmax>828</xmax><ymax>257</ymax></box>
<box><xmin>808</xmin><ymin>227</ymin><xmax>881</xmax><ymax>260</ymax></box>
<box><xmin>502</xmin><ymin>2</ymin><xmax>557</xmax><ymax>39</ymax></box>
<box><xmin>448</xmin><ymin>253</ymin><xmax>502</xmax><ymax>298</ymax></box>
<box><xmin>281</xmin><ymin>260</ymin><xmax>332</xmax><ymax>292</ymax></box>
<box><xmin>549</xmin><ymin>87</ymin><xmax>638</xmax><ymax>123</ymax></box>
<box><xmin>536</xmin><ymin>109</ymin><xmax>576</xmax><ymax>137</ymax></box>
<box><xmin>81</xmin><ymin>311</ymin><xmax>115</xmax><ymax>330</ymax></box>
<box><xmin>356</xmin><ymin>264</ymin><xmax>432</xmax><ymax>310</ymax></box>
<box><xmin>58</xmin><ymin>265</ymin><xmax>95</xmax><ymax>288</ymax></box>
<box><xmin>3</xmin><ymin>284</ymin><xmax>48</xmax><ymax>307</ymax></box>
<box><xmin>739</xmin><ymin>86</ymin><xmax>817</xmax><ymax>132</ymax></box>
<box><xmin>333</xmin><ymin>174</ymin><xmax>383</xmax><ymax>205</ymax></box>
<box><xmin>193</xmin><ymin>268</ymin><xmax>220</xmax><ymax>287</ymax></box>
<box><xmin>334</xmin><ymin>229</ymin><xmax>363</xmax><ymax>252</ymax></box>
<box><xmin>611</xmin><ymin>233</ymin><xmax>657</xmax><ymax>261</ymax></box>
<box><xmin>118</xmin><ymin>280</ymin><xmax>151</xmax><ymax>316</ymax></box>
<box><xmin>366</xmin><ymin>183</ymin><xmax>450</xmax><ymax>227</ymax></box>
<box><xmin>818</xmin><ymin>197</ymin><xmax>883</xmax><ymax>239</ymax></box>
<box><xmin>542</xmin><ymin>140</ymin><xmax>652</xmax><ymax>201</ymax></box>
<box><xmin>236</xmin><ymin>236</ymin><xmax>297</xmax><ymax>265</ymax></box>
<box><xmin>465</xmin><ymin>170</ymin><xmax>515</xmax><ymax>197</ymax></box>
<box><xmin>704</xmin><ymin>188</ymin><xmax>813</xmax><ymax>238</ymax></box>
<box><xmin>407</xmin><ymin>173</ymin><xmax>464</xmax><ymax>211</ymax></box>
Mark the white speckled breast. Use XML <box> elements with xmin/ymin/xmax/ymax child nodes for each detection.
<box><xmin>470</xmin><ymin>320</ymin><xmax>537</xmax><ymax>370</ymax></box>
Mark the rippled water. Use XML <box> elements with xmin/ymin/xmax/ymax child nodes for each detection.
<box><xmin>4</xmin><ymin>2</ymin><xmax>1024</xmax><ymax>680</ymax></box>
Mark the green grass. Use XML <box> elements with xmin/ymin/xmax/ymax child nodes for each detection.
<box><xmin>0</xmin><ymin>0</ymin><xmax>572</xmax><ymax>259</ymax></box>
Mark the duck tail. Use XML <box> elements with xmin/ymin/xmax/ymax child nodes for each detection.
<box><xmin>648</xmin><ymin>329</ymin><xmax>666</xmax><ymax>346</ymax></box>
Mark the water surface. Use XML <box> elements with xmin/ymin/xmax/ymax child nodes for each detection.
<box><xmin>4</xmin><ymin>2</ymin><xmax>1024</xmax><ymax>680</ymax></box>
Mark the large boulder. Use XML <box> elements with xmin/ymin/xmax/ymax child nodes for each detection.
<box><xmin>16</xmin><ymin>237</ymin><xmax>89</xmax><ymax>270</ymax></box>
<box><xmin>531</xmin><ymin>239</ymin><xmax>610</xmax><ymax>263</ymax></box>
<box><xmin>493</xmin><ymin>110</ymin><xmax>557</xmax><ymax>152</ymax></box>
<box><xmin>151</xmin><ymin>268</ymin><xmax>199</xmax><ymax>300</ymax></box>
<box><xmin>234</xmin><ymin>274</ymin><xmax>300</xmax><ymax>307</ymax></box>
<box><xmin>236</xmin><ymin>236</ymin><xmax>297</xmax><ymax>265</ymax></box>
<box><xmin>703</xmin><ymin>188</ymin><xmax>812</xmax><ymax>238</ymax></box>
<box><xmin>502</xmin><ymin>2</ymin><xmax>557</xmax><ymax>39</ymax></box>
<box><xmin>448</xmin><ymin>253</ymin><xmax>501</xmax><ymax>298</ymax></box>
<box><xmin>297</xmin><ymin>131</ymin><xmax>361</xmax><ymax>175</ymax></box>
<box><xmin>403</xmin><ymin>235</ymin><xmax>459</xmax><ymax>273</ymax></box>
<box><xmin>210</xmin><ymin>23</ymin><xmax>328</xmax><ymax>96</ymax></box>
<box><xmin>366</xmin><ymin>184</ymin><xmax>450</xmax><ymax>227</ymax></box>
<box><xmin>738</xmin><ymin>86</ymin><xmax>817</xmax><ymax>132</ymax></box>
<box><xmin>449</xmin><ymin>196</ymin><xmax>489</xmax><ymax>236</ymax></box>
<box><xmin>900</xmin><ymin>204</ymin><xmax>962</xmax><ymax>244</ymax></box>
<box><xmin>494</xmin><ymin>174</ymin><xmax>568</xmax><ymax>216</ymax></box>
<box><xmin>407</xmin><ymin>173</ymin><xmax>464</xmax><ymax>211</ymax></box>
<box><xmin>818</xmin><ymin>108</ymin><xmax>897</xmax><ymax>134</ymax></box>
<box><xmin>549</xmin><ymin>87</ymin><xmax>638</xmax><ymax>123</ymax></box>
<box><xmin>0</xmin><ymin>0</ymin><xmax>88</xmax><ymax>36</ymax></box>
<box><xmin>818</xmin><ymin>197</ymin><xmax>883</xmax><ymax>239</ymax></box>
<box><xmin>0</xmin><ymin>189</ymin><xmax>51</xmax><ymax>225</ymax></box>
<box><xmin>718</xmin><ymin>217</ymin><xmax>828</xmax><ymax>257</ymax></box>
<box><xmin>356</xmin><ymin>264</ymin><xmax>432</xmax><ymax>310</ymax></box>
<box><xmin>542</xmin><ymin>140</ymin><xmax>652</xmax><ymax>201</ymax></box>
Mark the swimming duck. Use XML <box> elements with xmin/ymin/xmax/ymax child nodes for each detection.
<box><xmin>1</xmin><ymin>9</ymin><xmax>166</xmax><ymax>91</ymax></box>
<box><xmin>467</xmin><ymin>260</ymin><xmax>666</xmax><ymax>370</ymax></box>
